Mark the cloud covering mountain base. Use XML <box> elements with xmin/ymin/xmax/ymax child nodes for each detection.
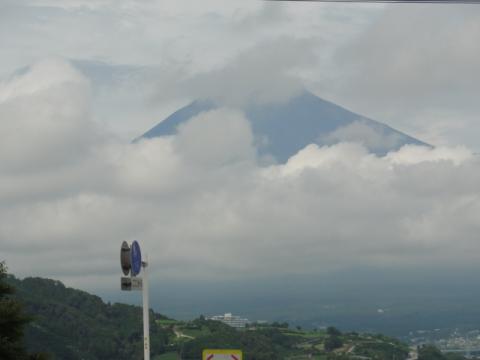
<box><xmin>1</xmin><ymin>59</ymin><xmax>479</xmax><ymax>298</ymax></box>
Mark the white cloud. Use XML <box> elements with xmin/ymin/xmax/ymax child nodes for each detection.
<box><xmin>2</xmin><ymin>61</ymin><xmax>480</xmax><ymax>292</ymax></box>
<box><xmin>323</xmin><ymin>120</ymin><xmax>403</xmax><ymax>152</ymax></box>
<box><xmin>1</xmin><ymin>0</ymin><xmax>480</xmax><ymax>298</ymax></box>
<box><xmin>386</xmin><ymin>144</ymin><xmax>472</xmax><ymax>166</ymax></box>
<box><xmin>324</xmin><ymin>4</ymin><xmax>480</xmax><ymax>150</ymax></box>
<box><xmin>173</xmin><ymin>108</ymin><xmax>255</xmax><ymax>167</ymax></box>
<box><xmin>0</xmin><ymin>59</ymin><xmax>97</xmax><ymax>173</ymax></box>
<box><xmin>0</xmin><ymin>58</ymin><xmax>86</xmax><ymax>102</ymax></box>
<box><xmin>0</xmin><ymin>0</ymin><xmax>378</xmax><ymax>138</ymax></box>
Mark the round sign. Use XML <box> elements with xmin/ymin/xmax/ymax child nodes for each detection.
<box><xmin>120</xmin><ymin>241</ymin><xmax>131</xmax><ymax>276</ymax></box>
<box><xmin>130</xmin><ymin>240</ymin><xmax>142</xmax><ymax>276</ymax></box>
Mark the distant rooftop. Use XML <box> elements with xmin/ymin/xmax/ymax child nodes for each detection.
<box><xmin>208</xmin><ymin>313</ymin><xmax>249</xmax><ymax>328</ymax></box>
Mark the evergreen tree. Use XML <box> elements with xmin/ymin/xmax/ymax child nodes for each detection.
<box><xmin>325</xmin><ymin>327</ymin><xmax>343</xmax><ymax>352</ymax></box>
<box><xmin>0</xmin><ymin>262</ymin><xmax>48</xmax><ymax>360</ymax></box>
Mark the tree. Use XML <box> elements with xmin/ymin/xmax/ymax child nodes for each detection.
<box><xmin>417</xmin><ymin>345</ymin><xmax>465</xmax><ymax>360</ymax></box>
<box><xmin>0</xmin><ymin>262</ymin><xmax>48</xmax><ymax>360</ymax></box>
<box><xmin>327</xmin><ymin>326</ymin><xmax>342</xmax><ymax>337</ymax></box>
<box><xmin>325</xmin><ymin>326</ymin><xmax>343</xmax><ymax>353</ymax></box>
<box><xmin>324</xmin><ymin>335</ymin><xmax>343</xmax><ymax>352</ymax></box>
<box><xmin>445</xmin><ymin>354</ymin><xmax>467</xmax><ymax>360</ymax></box>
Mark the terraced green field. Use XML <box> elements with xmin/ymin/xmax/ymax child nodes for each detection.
<box><xmin>158</xmin><ymin>319</ymin><xmax>409</xmax><ymax>360</ymax></box>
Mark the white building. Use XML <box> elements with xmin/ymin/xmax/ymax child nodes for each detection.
<box><xmin>208</xmin><ymin>313</ymin><xmax>249</xmax><ymax>328</ymax></box>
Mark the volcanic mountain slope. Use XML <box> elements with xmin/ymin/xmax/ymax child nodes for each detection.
<box><xmin>138</xmin><ymin>91</ymin><xmax>428</xmax><ymax>163</ymax></box>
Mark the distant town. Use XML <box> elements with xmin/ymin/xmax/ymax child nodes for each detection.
<box><xmin>208</xmin><ymin>312</ymin><xmax>480</xmax><ymax>359</ymax></box>
<box><xmin>406</xmin><ymin>328</ymin><xmax>480</xmax><ymax>358</ymax></box>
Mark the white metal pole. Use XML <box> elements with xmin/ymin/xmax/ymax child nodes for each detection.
<box><xmin>142</xmin><ymin>259</ymin><xmax>150</xmax><ymax>360</ymax></box>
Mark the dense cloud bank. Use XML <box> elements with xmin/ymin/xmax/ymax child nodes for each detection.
<box><xmin>1</xmin><ymin>60</ymin><xmax>479</xmax><ymax>291</ymax></box>
<box><xmin>5</xmin><ymin>1</ymin><xmax>479</xmax><ymax>151</ymax></box>
<box><xmin>329</xmin><ymin>4</ymin><xmax>480</xmax><ymax>148</ymax></box>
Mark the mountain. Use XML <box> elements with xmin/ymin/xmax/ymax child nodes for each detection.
<box><xmin>5</xmin><ymin>274</ymin><xmax>415</xmax><ymax>360</ymax></box>
<box><xmin>137</xmin><ymin>91</ymin><xmax>428</xmax><ymax>162</ymax></box>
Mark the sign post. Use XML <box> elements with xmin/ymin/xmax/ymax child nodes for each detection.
<box><xmin>120</xmin><ymin>241</ymin><xmax>150</xmax><ymax>360</ymax></box>
<box><xmin>142</xmin><ymin>257</ymin><xmax>150</xmax><ymax>360</ymax></box>
<box><xmin>202</xmin><ymin>349</ymin><xmax>243</xmax><ymax>360</ymax></box>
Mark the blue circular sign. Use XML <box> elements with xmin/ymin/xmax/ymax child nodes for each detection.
<box><xmin>130</xmin><ymin>240</ymin><xmax>142</xmax><ymax>276</ymax></box>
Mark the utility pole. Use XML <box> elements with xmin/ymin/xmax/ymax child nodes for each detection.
<box><xmin>120</xmin><ymin>241</ymin><xmax>150</xmax><ymax>360</ymax></box>
<box><xmin>142</xmin><ymin>258</ymin><xmax>150</xmax><ymax>360</ymax></box>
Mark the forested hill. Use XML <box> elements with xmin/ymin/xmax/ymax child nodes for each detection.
<box><xmin>5</xmin><ymin>275</ymin><xmax>466</xmax><ymax>360</ymax></box>
<box><xmin>6</xmin><ymin>275</ymin><xmax>172</xmax><ymax>360</ymax></box>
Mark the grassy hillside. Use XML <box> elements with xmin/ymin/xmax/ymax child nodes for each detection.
<box><xmin>167</xmin><ymin>318</ymin><xmax>409</xmax><ymax>360</ymax></box>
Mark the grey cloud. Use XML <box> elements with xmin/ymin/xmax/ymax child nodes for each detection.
<box><xmin>1</xmin><ymin>1</ymin><xmax>480</xmax><ymax>296</ymax></box>
<box><xmin>326</xmin><ymin>4</ymin><xmax>480</xmax><ymax>149</ymax></box>
<box><xmin>156</xmin><ymin>37</ymin><xmax>321</xmax><ymax>107</ymax></box>
<box><xmin>3</xmin><ymin>59</ymin><xmax>480</xmax><ymax>288</ymax></box>
<box><xmin>2</xmin><ymin>60</ymin><xmax>480</xmax><ymax>290</ymax></box>
<box><xmin>322</xmin><ymin>120</ymin><xmax>403</xmax><ymax>152</ymax></box>
<box><xmin>0</xmin><ymin>0</ymin><xmax>378</xmax><ymax>141</ymax></box>
<box><xmin>335</xmin><ymin>5</ymin><xmax>480</xmax><ymax>108</ymax></box>
<box><xmin>231</xmin><ymin>2</ymin><xmax>289</xmax><ymax>30</ymax></box>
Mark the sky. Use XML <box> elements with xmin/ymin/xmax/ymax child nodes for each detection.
<box><xmin>1</xmin><ymin>0</ymin><xmax>480</xmax><ymax>301</ymax></box>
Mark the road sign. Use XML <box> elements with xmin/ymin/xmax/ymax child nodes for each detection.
<box><xmin>119</xmin><ymin>241</ymin><xmax>150</xmax><ymax>360</ymax></box>
<box><xmin>120</xmin><ymin>276</ymin><xmax>143</xmax><ymax>291</ymax></box>
<box><xmin>121</xmin><ymin>277</ymin><xmax>132</xmax><ymax>291</ymax></box>
<box><xmin>120</xmin><ymin>241</ymin><xmax>131</xmax><ymax>275</ymax></box>
<box><xmin>131</xmin><ymin>277</ymin><xmax>143</xmax><ymax>290</ymax></box>
<box><xmin>202</xmin><ymin>349</ymin><xmax>242</xmax><ymax>360</ymax></box>
<box><xmin>131</xmin><ymin>240</ymin><xmax>142</xmax><ymax>276</ymax></box>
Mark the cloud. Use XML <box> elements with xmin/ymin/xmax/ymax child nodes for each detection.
<box><xmin>2</xmin><ymin>0</ymin><xmax>480</xmax><ymax>300</ymax></box>
<box><xmin>174</xmin><ymin>108</ymin><xmax>256</xmax><ymax>167</ymax></box>
<box><xmin>325</xmin><ymin>4</ymin><xmax>480</xmax><ymax>149</ymax></box>
<box><xmin>0</xmin><ymin>58</ymin><xmax>97</xmax><ymax>173</ymax></box>
<box><xmin>0</xmin><ymin>0</ymin><xmax>380</xmax><ymax>141</ymax></box>
<box><xmin>150</xmin><ymin>36</ymin><xmax>320</xmax><ymax>108</ymax></box>
<box><xmin>335</xmin><ymin>5</ymin><xmax>480</xmax><ymax>107</ymax></box>
<box><xmin>322</xmin><ymin>120</ymin><xmax>403</xmax><ymax>153</ymax></box>
<box><xmin>385</xmin><ymin>144</ymin><xmax>472</xmax><ymax>166</ymax></box>
<box><xmin>2</xmin><ymin>61</ymin><xmax>480</xmax><ymax>294</ymax></box>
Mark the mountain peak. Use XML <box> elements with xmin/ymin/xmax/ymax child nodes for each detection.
<box><xmin>137</xmin><ymin>91</ymin><xmax>428</xmax><ymax>163</ymax></box>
